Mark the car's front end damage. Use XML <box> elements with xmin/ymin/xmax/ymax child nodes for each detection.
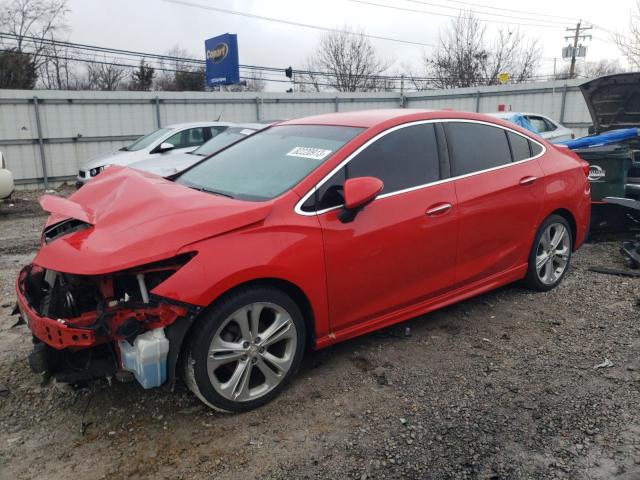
<box><xmin>14</xmin><ymin>165</ymin><xmax>273</xmax><ymax>390</ymax></box>
<box><xmin>16</xmin><ymin>255</ymin><xmax>199</xmax><ymax>386</ymax></box>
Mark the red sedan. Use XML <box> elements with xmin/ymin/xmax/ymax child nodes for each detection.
<box><xmin>16</xmin><ymin>109</ymin><xmax>591</xmax><ymax>412</ymax></box>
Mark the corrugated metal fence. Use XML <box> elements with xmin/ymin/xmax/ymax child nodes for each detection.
<box><xmin>0</xmin><ymin>78</ymin><xmax>592</xmax><ymax>188</ymax></box>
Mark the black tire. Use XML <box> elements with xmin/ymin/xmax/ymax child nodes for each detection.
<box><xmin>524</xmin><ymin>214</ymin><xmax>573</xmax><ymax>292</ymax></box>
<box><xmin>182</xmin><ymin>286</ymin><xmax>306</xmax><ymax>412</ymax></box>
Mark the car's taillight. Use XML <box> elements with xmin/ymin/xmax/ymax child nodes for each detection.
<box><xmin>581</xmin><ymin>160</ymin><xmax>590</xmax><ymax>176</ymax></box>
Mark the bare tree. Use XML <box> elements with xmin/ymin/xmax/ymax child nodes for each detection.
<box><xmin>427</xmin><ymin>11</ymin><xmax>541</xmax><ymax>88</ymax></box>
<box><xmin>155</xmin><ymin>46</ymin><xmax>204</xmax><ymax>91</ymax></box>
<box><xmin>222</xmin><ymin>71</ymin><xmax>266</xmax><ymax>92</ymax></box>
<box><xmin>301</xmin><ymin>26</ymin><xmax>391</xmax><ymax>92</ymax></box>
<box><xmin>0</xmin><ymin>0</ymin><xmax>68</xmax><ymax>69</ymax></box>
<box><xmin>554</xmin><ymin>59</ymin><xmax>625</xmax><ymax>80</ymax></box>
<box><xmin>613</xmin><ymin>1</ymin><xmax>640</xmax><ymax>69</ymax></box>
<box><xmin>39</xmin><ymin>37</ymin><xmax>75</xmax><ymax>89</ymax></box>
<box><xmin>85</xmin><ymin>61</ymin><xmax>126</xmax><ymax>91</ymax></box>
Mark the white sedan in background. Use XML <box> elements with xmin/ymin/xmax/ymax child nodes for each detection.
<box><xmin>0</xmin><ymin>152</ymin><xmax>14</xmax><ymax>201</ymax></box>
<box><xmin>75</xmin><ymin>121</ymin><xmax>232</xmax><ymax>187</ymax></box>
<box><xmin>129</xmin><ymin>122</ymin><xmax>277</xmax><ymax>177</ymax></box>
<box><xmin>488</xmin><ymin>112</ymin><xmax>575</xmax><ymax>143</ymax></box>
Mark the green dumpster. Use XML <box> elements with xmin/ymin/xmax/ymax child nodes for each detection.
<box><xmin>572</xmin><ymin>144</ymin><xmax>634</xmax><ymax>201</ymax></box>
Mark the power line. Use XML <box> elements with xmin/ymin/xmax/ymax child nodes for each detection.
<box><xmin>1</xmin><ymin>32</ymin><xmax>562</xmax><ymax>89</ymax></box>
<box><xmin>160</xmin><ymin>0</ymin><xmax>438</xmax><ymax>48</ymax></box>
<box><xmin>406</xmin><ymin>0</ymin><xmax>580</xmax><ymax>23</ymax></box>
<box><xmin>349</xmin><ymin>0</ymin><xmax>571</xmax><ymax>27</ymax></box>
<box><xmin>348</xmin><ymin>0</ymin><xmax>568</xmax><ymax>29</ymax></box>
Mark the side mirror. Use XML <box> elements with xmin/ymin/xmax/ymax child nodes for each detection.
<box><xmin>338</xmin><ymin>176</ymin><xmax>384</xmax><ymax>223</ymax></box>
<box><xmin>154</xmin><ymin>142</ymin><xmax>175</xmax><ymax>153</ymax></box>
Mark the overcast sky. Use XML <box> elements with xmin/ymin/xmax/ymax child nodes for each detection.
<box><xmin>65</xmin><ymin>0</ymin><xmax>634</xmax><ymax>90</ymax></box>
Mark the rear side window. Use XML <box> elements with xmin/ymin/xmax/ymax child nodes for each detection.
<box><xmin>507</xmin><ymin>131</ymin><xmax>531</xmax><ymax>161</ymax></box>
<box><xmin>445</xmin><ymin>122</ymin><xmax>512</xmax><ymax>176</ymax></box>
<box><xmin>305</xmin><ymin>123</ymin><xmax>440</xmax><ymax>212</ymax></box>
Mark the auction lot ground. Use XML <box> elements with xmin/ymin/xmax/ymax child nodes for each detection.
<box><xmin>0</xmin><ymin>188</ymin><xmax>639</xmax><ymax>480</ymax></box>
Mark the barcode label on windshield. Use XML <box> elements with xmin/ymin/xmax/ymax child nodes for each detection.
<box><xmin>286</xmin><ymin>147</ymin><xmax>332</xmax><ymax>160</ymax></box>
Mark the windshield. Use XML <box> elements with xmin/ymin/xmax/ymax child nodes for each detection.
<box><xmin>123</xmin><ymin>128</ymin><xmax>172</xmax><ymax>152</ymax></box>
<box><xmin>192</xmin><ymin>127</ymin><xmax>258</xmax><ymax>156</ymax></box>
<box><xmin>176</xmin><ymin>125</ymin><xmax>363</xmax><ymax>201</ymax></box>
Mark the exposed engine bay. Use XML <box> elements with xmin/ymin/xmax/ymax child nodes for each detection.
<box><xmin>16</xmin><ymin>253</ymin><xmax>200</xmax><ymax>387</ymax></box>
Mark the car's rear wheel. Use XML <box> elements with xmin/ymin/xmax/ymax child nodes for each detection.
<box><xmin>524</xmin><ymin>214</ymin><xmax>573</xmax><ymax>291</ymax></box>
<box><xmin>183</xmin><ymin>286</ymin><xmax>306</xmax><ymax>412</ymax></box>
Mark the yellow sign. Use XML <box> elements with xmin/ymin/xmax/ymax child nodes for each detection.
<box><xmin>498</xmin><ymin>72</ymin><xmax>509</xmax><ymax>84</ymax></box>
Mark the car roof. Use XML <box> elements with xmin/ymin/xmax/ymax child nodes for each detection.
<box><xmin>279</xmin><ymin>109</ymin><xmax>520</xmax><ymax>129</ymax></box>
<box><xmin>164</xmin><ymin>121</ymin><xmax>234</xmax><ymax>129</ymax></box>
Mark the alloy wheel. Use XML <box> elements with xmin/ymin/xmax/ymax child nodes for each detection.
<box><xmin>206</xmin><ymin>302</ymin><xmax>297</xmax><ymax>402</ymax></box>
<box><xmin>535</xmin><ymin>222</ymin><xmax>570</xmax><ymax>285</ymax></box>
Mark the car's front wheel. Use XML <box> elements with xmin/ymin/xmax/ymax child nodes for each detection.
<box><xmin>524</xmin><ymin>214</ymin><xmax>573</xmax><ymax>291</ymax></box>
<box><xmin>183</xmin><ymin>286</ymin><xmax>306</xmax><ymax>412</ymax></box>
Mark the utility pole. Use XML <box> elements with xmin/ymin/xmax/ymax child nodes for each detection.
<box><xmin>565</xmin><ymin>21</ymin><xmax>592</xmax><ymax>79</ymax></box>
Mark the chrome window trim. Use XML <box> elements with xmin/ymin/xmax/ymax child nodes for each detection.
<box><xmin>294</xmin><ymin>118</ymin><xmax>547</xmax><ymax>217</ymax></box>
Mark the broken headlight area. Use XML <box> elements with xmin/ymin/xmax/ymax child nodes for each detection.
<box><xmin>16</xmin><ymin>253</ymin><xmax>199</xmax><ymax>388</ymax></box>
<box><xmin>42</xmin><ymin>218</ymin><xmax>91</xmax><ymax>244</ymax></box>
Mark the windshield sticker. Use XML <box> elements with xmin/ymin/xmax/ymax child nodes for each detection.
<box><xmin>286</xmin><ymin>147</ymin><xmax>332</xmax><ymax>160</ymax></box>
<box><xmin>239</xmin><ymin>129</ymin><xmax>255</xmax><ymax>135</ymax></box>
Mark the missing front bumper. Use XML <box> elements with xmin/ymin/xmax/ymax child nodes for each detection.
<box><xmin>16</xmin><ymin>263</ymin><xmax>199</xmax><ymax>387</ymax></box>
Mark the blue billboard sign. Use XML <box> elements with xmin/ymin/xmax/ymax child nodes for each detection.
<box><xmin>205</xmin><ymin>33</ymin><xmax>240</xmax><ymax>86</ymax></box>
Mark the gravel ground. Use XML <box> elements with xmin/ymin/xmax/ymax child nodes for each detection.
<box><xmin>0</xmin><ymin>189</ymin><xmax>639</xmax><ymax>480</ymax></box>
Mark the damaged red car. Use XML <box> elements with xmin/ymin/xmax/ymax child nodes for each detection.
<box><xmin>16</xmin><ymin>109</ymin><xmax>591</xmax><ymax>412</ymax></box>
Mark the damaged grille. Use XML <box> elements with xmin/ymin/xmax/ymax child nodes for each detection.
<box><xmin>43</xmin><ymin>218</ymin><xmax>91</xmax><ymax>244</ymax></box>
<box><xmin>22</xmin><ymin>253</ymin><xmax>195</xmax><ymax>321</ymax></box>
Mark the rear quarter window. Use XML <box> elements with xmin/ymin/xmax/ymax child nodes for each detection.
<box><xmin>507</xmin><ymin>131</ymin><xmax>532</xmax><ymax>161</ymax></box>
<box><xmin>530</xmin><ymin>141</ymin><xmax>543</xmax><ymax>157</ymax></box>
<box><xmin>445</xmin><ymin>122</ymin><xmax>512</xmax><ymax>176</ymax></box>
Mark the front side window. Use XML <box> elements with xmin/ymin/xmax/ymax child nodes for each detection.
<box><xmin>176</xmin><ymin>125</ymin><xmax>363</xmax><ymax>201</ymax></box>
<box><xmin>124</xmin><ymin>128</ymin><xmax>172</xmax><ymax>152</ymax></box>
<box><xmin>445</xmin><ymin>122</ymin><xmax>512</xmax><ymax>176</ymax></box>
<box><xmin>305</xmin><ymin>123</ymin><xmax>440</xmax><ymax>212</ymax></box>
<box><xmin>166</xmin><ymin>127</ymin><xmax>208</xmax><ymax>149</ymax></box>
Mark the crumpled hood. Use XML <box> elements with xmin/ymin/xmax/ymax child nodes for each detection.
<box><xmin>128</xmin><ymin>152</ymin><xmax>201</xmax><ymax>177</ymax></box>
<box><xmin>34</xmin><ymin>166</ymin><xmax>273</xmax><ymax>275</ymax></box>
<box><xmin>580</xmin><ymin>73</ymin><xmax>640</xmax><ymax>134</ymax></box>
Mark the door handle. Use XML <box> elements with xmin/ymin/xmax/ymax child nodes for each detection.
<box><xmin>519</xmin><ymin>176</ymin><xmax>537</xmax><ymax>186</ymax></box>
<box><xmin>426</xmin><ymin>203</ymin><xmax>452</xmax><ymax>216</ymax></box>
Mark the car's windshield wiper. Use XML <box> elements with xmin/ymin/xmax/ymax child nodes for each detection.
<box><xmin>190</xmin><ymin>185</ymin><xmax>234</xmax><ymax>199</ymax></box>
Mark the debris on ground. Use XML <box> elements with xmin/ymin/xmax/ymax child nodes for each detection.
<box><xmin>593</xmin><ymin>358</ymin><xmax>614</xmax><ymax>370</ymax></box>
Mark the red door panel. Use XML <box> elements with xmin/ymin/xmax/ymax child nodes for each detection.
<box><xmin>319</xmin><ymin>182</ymin><xmax>458</xmax><ymax>333</ymax></box>
<box><xmin>454</xmin><ymin>160</ymin><xmax>545</xmax><ymax>286</ymax></box>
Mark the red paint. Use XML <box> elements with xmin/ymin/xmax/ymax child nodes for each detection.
<box><xmin>17</xmin><ymin>109</ymin><xmax>590</xmax><ymax>354</ymax></box>
<box><xmin>343</xmin><ymin>177</ymin><xmax>384</xmax><ymax>209</ymax></box>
